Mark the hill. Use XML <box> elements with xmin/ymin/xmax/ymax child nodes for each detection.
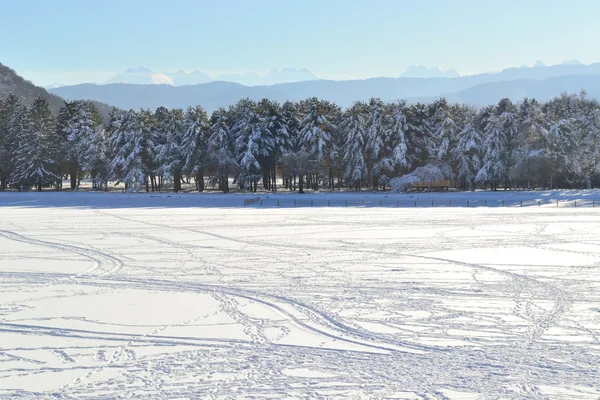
<box><xmin>0</xmin><ymin>62</ymin><xmax>66</xmax><ymax>114</ymax></box>
<box><xmin>0</xmin><ymin>62</ymin><xmax>113</xmax><ymax>119</ymax></box>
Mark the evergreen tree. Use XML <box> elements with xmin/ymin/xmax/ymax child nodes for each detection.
<box><xmin>341</xmin><ymin>102</ymin><xmax>368</xmax><ymax>189</ymax></box>
<box><xmin>207</xmin><ymin>107</ymin><xmax>235</xmax><ymax>192</ymax></box>
<box><xmin>181</xmin><ymin>105</ymin><xmax>209</xmax><ymax>191</ymax></box>
<box><xmin>231</xmin><ymin>99</ymin><xmax>265</xmax><ymax>192</ymax></box>
<box><xmin>0</xmin><ymin>94</ymin><xmax>22</xmax><ymax>190</ymax></box>
<box><xmin>11</xmin><ymin>97</ymin><xmax>58</xmax><ymax>191</ymax></box>
<box><xmin>109</xmin><ymin>110</ymin><xmax>154</xmax><ymax>192</ymax></box>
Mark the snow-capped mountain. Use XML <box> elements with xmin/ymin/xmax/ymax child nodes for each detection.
<box><xmin>105</xmin><ymin>67</ymin><xmax>174</xmax><ymax>85</ymax></box>
<box><xmin>400</xmin><ymin>65</ymin><xmax>460</xmax><ymax>78</ymax></box>
<box><xmin>44</xmin><ymin>82</ymin><xmax>66</xmax><ymax>89</ymax></box>
<box><xmin>167</xmin><ymin>69</ymin><xmax>212</xmax><ymax>85</ymax></box>
<box><xmin>104</xmin><ymin>67</ymin><xmax>320</xmax><ymax>87</ymax></box>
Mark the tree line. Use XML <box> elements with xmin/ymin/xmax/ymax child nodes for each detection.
<box><xmin>0</xmin><ymin>92</ymin><xmax>599</xmax><ymax>193</ymax></box>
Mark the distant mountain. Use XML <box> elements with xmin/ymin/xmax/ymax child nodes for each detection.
<box><xmin>400</xmin><ymin>65</ymin><xmax>460</xmax><ymax>78</ymax></box>
<box><xmin>50</xmin><ymin>62</ymin><xmax>600</xmax><ymax>112</ymax></box>
<box><xmin>50</xmin><ymin>81</ymin><xmax>287</xmax><ymax>111</ymax></box>
<box><xmin>216</xmin><ymin>72</ymin><xmax>262</xmax><ymax>87</ymax></box>
<box><xmin>167</xmin><ymin>69</ymin><xmax>212</xmax><ymax>86</ymax></box>
<box><xmin>106</xmin><ymin>67</ymin><xmax>174</xmax><ymax>85</ymax></box>
<box><xmin>104</xmin><ymin>67</ymin><xmax>320</xmax><ymax>87</ymax></box>
<box><xmin>411</xmin><ymin>75</ymin><xmax>600</xmax><ymax>105</ymax></box>
<box><xmin>44</xmin><ymin>82</ymin><xmax>66</xmax><ymax>89</ymax></box>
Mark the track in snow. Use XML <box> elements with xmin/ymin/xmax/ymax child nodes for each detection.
<box><xmin>0</xmin><ymin>195</ymin><xmax>599</xmax><ymax>399</ymax></box>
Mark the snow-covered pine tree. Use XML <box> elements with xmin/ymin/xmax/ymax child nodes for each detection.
<box><xmin>0</xmin><ymin>94</ymin><xmax>23</xmax><ymax>190</ymax></box>
<box><xmin>567</xmin><ymin>108</ymin><xmax>600</xmax><ymax>188</ymax></box>
<box><xmin>256</xmin><ymin>99</ymin><xmax>287</xmax><ymax>191</ymax></box>
<box><xmin>10</xmin><ymin>96</ymin><xmax>59</xmax><ymax>191</ymax></box>
<box><xmin>207</xmin><ymin>107</ymin><xmax>235</xmax><ymax>192</ymax></box>
<box><xmin>430</xmin><ymin>98</ymin><xmax>458</xmax><ymax>165</ymax></box>
<box><xmin>372</xmin><ymin>101</ymin><xmax>409</xmax><ymax>190</ymax></box>
<box><xmin>155</xmin><ymin>107</ymin><xmax>186</xmax><ymax>192</ymax></box>
<box><xmin>365</xmin><ymin>98</ymin><xmax>386</xmax><ymax>188</ymax></box>
<box><xmin>511</xmin><ymin>98</ymin><xmax>548</xmax><ymax>188</ymax></box>
<box><xmin>452</xmin><ymin>122</ymin><xmax>482</xmax><ymax>191</ymax></box>
<box><xmin>341</xmin><ymin>102</ymin><xmax>368</xmax><ymax>190</ymax></box>
<box><xmin>108</xmin><ymin>109</ymin><xmax>154</xmax><ymax>192</ymax></box>
<box><xmin>298</xmin><ymin>98</ymin><xmax>339</xmax><ymax>190</ymax></box>
<box><xmin>497</xmin><ymin>98</ymin><xmax>519</xmax><ymax>189</ymax></box>
<box><xmin>404</xmin><ymin>102</ymin><xmax>431</xmax><ymax>168</ymax></box>
<box><xmin>476</xmin><ymin>107</ymin><xmax>506</xmax><ymax>190</ymax></box>
<box><xmin>86</xmin><ymin>105</ymin><xmax>110</xmax><ymax>191</ymax></box>
<box><xmin>231</xmin><ymin>99</ymin><xmax>266</xmax><ymax>192</ymax></box>
<box><xmin>181</xmin><ymin>105</ymin><xmax>209</xmax><ymax>192</ymax></box>
<box><xmin>59</xmin><ymin>100</ymin><xmax>102</xmax><ymax>189</ymax></box>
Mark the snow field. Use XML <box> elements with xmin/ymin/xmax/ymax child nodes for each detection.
<box><xmin>0</xmin><ymin>192</ymin><xmax>599</xmax><ymax>399</ymax></box>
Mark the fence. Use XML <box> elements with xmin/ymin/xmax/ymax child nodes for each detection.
<box><xmin>243</xmin><ymin>197</ymin><xmax>261</xmax><ymax>206</ymax></box>
<box><xmin>244</xmin><ymin>198</ymin><xmax>599</xmax><ymax>208</ymax></box>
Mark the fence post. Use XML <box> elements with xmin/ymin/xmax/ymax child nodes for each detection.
<box><xmin>538</xmin><ymin>201</ymin><xmax>540</xmax><ymax>207</ymax></box>
<box><xmin>520</xmin><ymin>201</ymin><xmax>522</xmax><ymax>207</ymax></box>
<box><xmin>594</xmin><ymin>200</ymin><xmax>596</xmax><ymax>208</ymax></box>
<box><xmin>574</xmin><ymin>200</ymin><xmax>576</xmax><ymax>208</ymax></box>
<box><xmin>345</xmin><ymin>200</ymin><xmax>347</xmax><ymax>207</ymax></box>
<box><xmin>485</xmin><ymin>200</ymin><xmax>487</xmax><ymax>207</ymax></box>
<box><xmin>362</xmin><ymin>200</ymin><xmax>364</xmax><ymax>206</ymax></box>
<box><xmin>467</xmin><ymin>200</ymin><xmax>469</xmax><ymax>208</ymax></box>
<box><xmin>380</xmin><ymin>200</ymin><xmax>382</xmax><ymax>207</ymax></box>
<box><xmin>557</xmin><ymin>200</ymin><xmax>559</xmax><ymax>207</ymax></box>
<box><xmin>502</xmin><ymin>200</ymin><xmax>504</xmax><ymax>207</ymax></box>
<box><xmin>277</xmin><ymin>199</ymin><xmax>280</xmax><ymax>206</ymax></box>
<box><xmin>397</xmin><ymin>200</ymin><xmax>400</xmax><ymax>207</ymax></box>
<box><xmin>294</xmin><ymin>199</ymin><xmax>296</xmax><ymax>206</ymax></box>
<box><xmin>432</xmin><ymin>200</ymin><xmax>434</xmax><ymax>207</ymax></box>
<box><xmin>449</xmin><ymin>200</ymin><xmax>452</xmax><ymax>207</ymax></box>
<box><xmin>260</xmin><ymin>200</ymin><xmax>263</xmax><ymax>206</ymax></box>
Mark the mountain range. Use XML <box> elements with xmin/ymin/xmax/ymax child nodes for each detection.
<box><xmin>97</xmin><ymin>67</ymin><xmax>319</xmax><ymax>87</ymax></box>
<box><xmin>47</xmin><ymin>62</ymin><xmax>600</xmax><ymax>113</ymax></box>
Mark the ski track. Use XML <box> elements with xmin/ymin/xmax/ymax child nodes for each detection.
<box><xmin>0</xmin><ymin>204</ymin><xmax>599</xmax><ymax>399</ymax></box>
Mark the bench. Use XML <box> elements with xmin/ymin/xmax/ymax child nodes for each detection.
<box><xmin>414</xmin><ymin>180</ymin><xmax>451</xmax><ymax>191</ymax></box>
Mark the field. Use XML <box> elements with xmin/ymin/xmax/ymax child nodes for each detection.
<box><xmin>1</xmin><ymin>191</ymin><xmax>599</xmax><ymax>399</ymax></box>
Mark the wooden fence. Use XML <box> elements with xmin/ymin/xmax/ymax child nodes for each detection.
<box><xmin>244</xmin><ymin>198</ymin><xmax>598</xmax><ymax>208</ymax></box>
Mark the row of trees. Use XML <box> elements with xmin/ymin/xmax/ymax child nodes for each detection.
<box><xmin>0</xmin><ymin>92</ymin><xmax>599</xmax><ymax>193</ymax></box>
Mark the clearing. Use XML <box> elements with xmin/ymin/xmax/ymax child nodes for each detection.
<box><xmin>0</xmin><ymin>192</ymin><xmax>599</xmax><ymax>399</ymax></box>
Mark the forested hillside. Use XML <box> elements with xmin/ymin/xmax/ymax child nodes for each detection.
<box><xmin>1</xmin><ymin>91</ymin><xmax>599</xmax><ymax>193</ymax></box>
<box><xmin>0</xmin><ymin>63</ymin><xmax>113</xmax><ymax>120</ymax></box>
<box><xmin>0</xmin><ymin>63</ymin><xmax>66</xmax><ymax>114</ymax></box>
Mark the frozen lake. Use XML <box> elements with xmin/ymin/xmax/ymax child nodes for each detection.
<box><xmin>1</xmin><ymin>192</ymin><xmax>599</xmax><ymax>399</ymax></box>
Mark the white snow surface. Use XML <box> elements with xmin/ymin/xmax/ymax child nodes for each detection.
<box><xmin>1</xmin><ymin>191</ymin><xmax>599</xmax><ymax>399</ymax></box>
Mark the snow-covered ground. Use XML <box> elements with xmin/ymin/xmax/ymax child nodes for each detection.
<box><xmin>1</xmin><ymin>192</ymin><xmax>599</xmax><ymax>399</ymax></box>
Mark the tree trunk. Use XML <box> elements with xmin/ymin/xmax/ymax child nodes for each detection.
<box><xmin>70</xmin><ymin>164</ymin><xmax>77</xmax><ymax>190</ymax></box>
<box><xmin>173</xmin><ymin>171</ymin><xmax>181</xmax><ymax>193</ymax></box>
<box><xmin>298</xmin><ymin>174</ymin><xmax>304</xmax><ymax>194</ymax></box>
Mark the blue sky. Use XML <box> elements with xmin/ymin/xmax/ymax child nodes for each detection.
<box><xmin>2</xmin><ymin>0</ymin><xmax>598</xmax><ymax>86</ymax></box>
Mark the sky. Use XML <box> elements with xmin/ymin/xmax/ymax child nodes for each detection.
<box><xmin>1</xmin><ymin>0</ymin><xmax>599</xmax><ymax>86</ymax></box>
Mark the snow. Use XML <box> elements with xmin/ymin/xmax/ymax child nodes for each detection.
<box><xmin>1</xmin><ymin>191</ymin><xmax>599</xmax><ymax>398</ymax></box>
